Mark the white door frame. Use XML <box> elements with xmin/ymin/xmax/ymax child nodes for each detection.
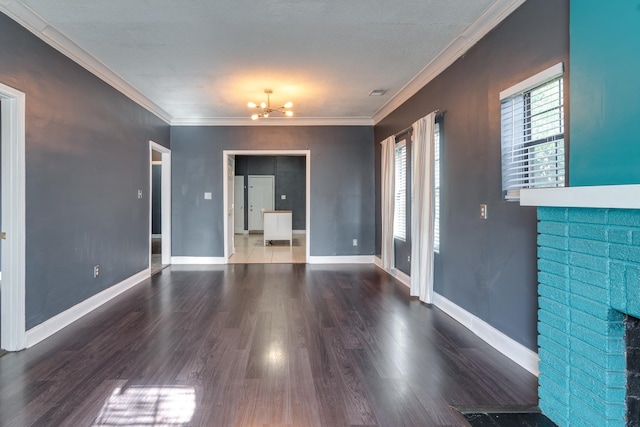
<box><xmin>0</xmin><ymin>82</ymin><xmax>27</xmax><ymax>351</ymax></box>
<box><xmin>233</xmin><ymin>176</ymin><xmax>245</xmax><ymax>234</ymax></box>
<box><xmin>149</xmin><ymin>141</ymin><xmax>172</xmax><ymax>267</ymax></box>
<box><xmin>223</xmin><ymin>150</ymin><xmax>310</xmax><ymax>263</ymax></box>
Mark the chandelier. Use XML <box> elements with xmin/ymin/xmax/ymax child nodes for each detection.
<box><xmin>247</xmin><ymin>89</ymin><xmax>293</xmax><ymax>120</ymax></box>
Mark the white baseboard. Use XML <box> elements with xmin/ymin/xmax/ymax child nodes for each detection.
<box><xmin>171</xmin><ymin>256</ymin><xmax>226</xmax><ymax>265</ymax></box>
<box><xmin>432</xmin><ymin>293</ymin><xmax>539</xmax><ymax>376</ymax></box>
<box><xmin>26</xmin><ymin>268</ymin><xmax>150</xmax><ymax>348</ymax></box>
<box><xmin>151</xmin><ymin>234</ymin><xmax>162</xmax><ymax>238</ymax></box>
<box><xmin>308</xmin><ymin>255</ymin><xmax>374</xmax><ymax>264</ymax></box>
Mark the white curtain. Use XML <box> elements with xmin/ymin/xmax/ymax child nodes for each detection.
<box><xmin>410</xmin><ymin>112</ymin><xmax>436</xmax><ymax>303</ymax></box>
<box><xmin>381</xmin><ymin>135</ymin><xmax>396</xmax><ymax>271</ymax></box>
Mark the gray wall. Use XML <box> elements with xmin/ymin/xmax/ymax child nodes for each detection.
<box><xmin>0</xmin><ymin>12</ymin><xmax>170</xmax><ymax>329</ymax></box>
<box><xmin>235</xmin><ymin>155</ymin><xmax>306</xmax><ymax>231</ymax></box>
<box><xmin>171</xmin><ymin>126</ymin><xmax>374</xmax><ymax>257</ymax></box>
<box><xmin>374</xmin><ymin>0</ymin><xmax>569</xmax><ymax>350</ymax></box>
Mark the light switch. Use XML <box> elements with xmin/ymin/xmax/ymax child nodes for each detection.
<box><xmin>204</xmin><ymin>192</ymin><xmax>212</xmax><ymax>200</ymax></box>
<box><xmin>281</xmin><ymin>195</ymin><xmax>286</xmax><ymax>200</ymax></box>
<box><xmin>480</xmin><ymin>204</ymin><xmax>488</xmax><ymax>220</ymax></box>
<box><xmin>138</xmin><ymin>189</ymin><xmax>143</xmax><ymax>199</ymax></box>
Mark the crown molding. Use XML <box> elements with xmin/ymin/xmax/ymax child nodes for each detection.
<box><xmin>373</xmin><ymin>0</ymin><xmax>526</xmax><ymax>124</ymax></box>
<box><xmin>171</xmin><ymin>117</ymin><xmax>374</xmax><ymax>127</ymax></box>
<box><xmin>0</xmin><ymin>1</ymin><xmax>172</xmax><ymax>124</ymax></box>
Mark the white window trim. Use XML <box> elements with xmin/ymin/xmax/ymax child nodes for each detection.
<box><xmin>500</xmin><ymin>62</ymin><xmax>564</xmax><ymax>100</ymax></box>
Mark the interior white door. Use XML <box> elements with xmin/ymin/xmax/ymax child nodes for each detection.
<box><xmin>234</xmin><ymin>176</ymin><xmax>245</xmax><ymax>234</ymax></box>
<box><xmin>248</xmin><ymin>175</ymin><xmax>274</xmax><ymax>231</ymax></box>
<box><xmin>227</xmin><ymin>156</ymin><xmax>235</xmax><ymax>255</ymax></box>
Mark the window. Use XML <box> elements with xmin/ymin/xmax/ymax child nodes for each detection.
<box><xmin>500</xmin><ymin>63</ymin><xmax>565</xmax><ymax>201</ymax></box>
<box><xmin>433</xmin><ymin>122</ymin><xmax>441</xmax><ymax>253</ymax></box>
<box><xmin>394</xmin><ymin>141</ymin><xmax>407</xmax><ymax>240</ymax></box>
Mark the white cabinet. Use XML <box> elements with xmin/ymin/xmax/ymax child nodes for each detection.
<box><xmin>263</xmin><ymin>210</ymin><xmax>292</xmax><ymax>246</ymax></box>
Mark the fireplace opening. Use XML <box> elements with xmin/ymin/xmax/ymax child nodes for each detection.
<box><xmin>626</xmin><ymin>315</ymin><xmax>640</xmax><ymax>426</ymax></box>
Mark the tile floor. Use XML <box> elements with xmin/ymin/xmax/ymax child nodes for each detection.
<box><xmin>228</xmin><ymin>233</ymin><xmax>306</xmax><ymax>264</ymax></box>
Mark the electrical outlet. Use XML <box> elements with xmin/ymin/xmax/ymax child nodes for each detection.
<box><xmin>480</xmin><ymin>204</ymin><xmax>488</xmax><ymax>220</ymax></box>
<box><xmin>281</xmin><ymin>195</ymin><xmax>286</xmax><ymax>200</ymax></box>
<box><xmin>407</xmin><ymin>255</ymin><xmax>411</xmax><ymax>263</ymax></box>
<box><xmin>352</xmin><ymin>239</ymin><xmax>358</xmax><ymax>246</ymax></box>
<box><xmin>204</xmin><ymin>192</ymin><xmax>212</xmax><ymax>200</ymax></box>
<box><xmin>137</xmin><ymin>189</ymin><xmax>143</xmax><ymax>199</ymax></box>
<box><xmin>93</xmin><ymin>265</ymin><xmax>100</xmax><ymax>278</ymax></box>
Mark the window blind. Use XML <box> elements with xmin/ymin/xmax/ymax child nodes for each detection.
<box><xmin>394</xmin><ymin>142</ymin><xmax>407</xmax><ymax>240</ymax></box>
<box><xmin>501</xmin><ymin>63</ymin><xmax>565</xmax><ymax>201</ymax></box>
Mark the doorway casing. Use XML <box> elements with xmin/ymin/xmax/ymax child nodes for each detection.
<box><xmin>149</xmin><ymin>141</ymin><xmax>171</xmax><ymax>267</ymax></box>
<box><xmin>0</xmin><ymin>82</ymin><xmax>26</xmax><ymax>351</ymax></box>
<box><xmin>223</xmin><ymin>150</ymin><xmax>310</xmax><ymax>263</ymax></box>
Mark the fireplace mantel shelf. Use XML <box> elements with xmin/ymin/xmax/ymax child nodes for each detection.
<box><xmin>520</xmin><ymin>184</ymin><xmax>640</xmax><ymax>209</ymax></box>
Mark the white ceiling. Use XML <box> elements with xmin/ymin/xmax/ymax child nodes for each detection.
<box><xmin>1</xmin><ymin>0</ymin><xmax>524</xmax><ymax>124</ymax></box>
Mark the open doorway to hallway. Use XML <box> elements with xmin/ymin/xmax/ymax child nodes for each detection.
<box><xmin>149</xmin><ymin>142</ymin><xmax>171</xmax><ymax>275</ymax></box>
<box><xmin>224</xmin><ymin>152</ymin><xmax>309</xmax><ymax>264</ymax></box>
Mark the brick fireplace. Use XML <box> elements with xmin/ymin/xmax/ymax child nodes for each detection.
<box><xmin>522</xmin><ymin>186</ymin><xmax>640</xmax><ymax>427</ymax></box>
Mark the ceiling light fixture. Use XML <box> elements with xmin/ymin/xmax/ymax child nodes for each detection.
<box><xmin>248</xmin><ymin>89</ymin><xmax>293</xmax><ymax>120</ymax></box>
<box><xmin>369</xmin><ymin>89</ymin><xmax>387</xmax><ymax>96</ymax></box>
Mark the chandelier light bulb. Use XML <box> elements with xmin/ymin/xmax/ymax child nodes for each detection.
<box><xmin>284</xmin><ymin>101</ymin><xmax>293</xmax><ymax>109</ymax></box>
<box><xmin>247</xmin><ymin>102</ymin><xmax>257</xmax><ymax>108</ymax></box>
<box><xmin>260</xmin><ymin>102</ymin><xmax>267</xmax><ymax>109</ymax></box>
<box><xmin>263</xmin><ymin>112</ymin><xmax>269</xmax><ymax>118</ymax></box>
<box><xmin>285</xmin><ymin>111</ymin><xmax>293</xmax><ymax>117</ymax></box>
<box><xmin>251</xmin><ymin>114</ymin><xmax>259</xmax><ymax>120</ymax></box>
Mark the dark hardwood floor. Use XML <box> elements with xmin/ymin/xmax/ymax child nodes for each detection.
<box><xmin>0</xmin><ymin>264</ymin><xmax>537</xmax><ymax>426</ymax></box>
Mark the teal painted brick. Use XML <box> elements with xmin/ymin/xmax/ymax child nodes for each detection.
<box><xmin>540</xmin><ymin>364</ymin><xmax>569</xmax><ymax>393</ymax></box>
<box><xmin>539</xmin><ymin>335</ymin><xmax>570</xmax><ymax>363</ymax></box>
<box><xmin>569</xmin><ymin>266</ymin><xmax>608</xmax><ymax>289</ymax></box>
<box><xmin>610</xmin><ymin>263</ymin><xmax>627</xmax><ymax>313</ymax></box>
<box><xmin>571</xmin><ymin>294</ymin><xmax>622</xmax><ymax>321</ymax></box>
<box><xmin>539</xmin><ymin>258</ymin><xmax>569</xmax><ymax>278</ymax></box>
<box><xmin>633</xmin><ymin>230</ymin><xmax>640</xmax><ymax>245</ymax></box>
<box><xmin>608</xmin><ymin>209</ymin><xmax>640</xmax><ymax>227</ymax></box>
<box><xmin>568</xmin><ymin>238</ymin><xmax>609</xmax><ymax>257</ymax></box>
<box><xmin>610</xmin><ymin>244</ymin><xmax>640</xmax><ymax>264</ymax></box>
<box><xmin>540</xmin><ymin>323</ymin><xmax>570</xmax><ymax>347</ymax></box>
<box><xmin>571</xmin><ymin>352</ymin><xmax>626</xmax><ymax>387</ymax></box>
<box><xmin>568</xmin><ymin>208</ymin><xmax>607</xmax><ymax>225</ymax></box>
<box><xmin>608</xmin><ymin>228</ymin><xmax>632</xmax><ymax>245</ymax></box>
<box><xmin>569</xmin><ymin>224</ymin><xmax>607</xmax><ymax>242</ymax></box>
<box><xmin>570</xmin><ymin>337</ymin><xmax>625</xmax><ymax>371</ymax></box>
<box><xmin>539</xmin><ymin>221</ymin><xmax>569</xmax><ymax>237</ymax></box>
<box><xmin>539</xmin><ymin>348</ymin><xmax>570</xmax><ymax>376</ymax></box>
<box><xmin>540</xmin><ymin>374</ymin><xmax>571</xmax><ymax>405</ymax></box>
<box><xmin>570</xmin><ymin>395</ymin><xmax>622</xmax><ymax>427</ymax></box>
<box><xmin>539</xmin><ymin>297</ymin><xmax>571</xmax><ymax>321</ymax></box>
<box><xmin>625</xmin><ymin>267</ymin><xmax>640</xmax><ymax>318</ymax></box>
<box><xmin>572</xmin><ymin>310</ymin><xmax>624</xmax><ymax>337</ymax></box>
<box><xmin>538</xmin><ymin>233</ymin><xmax>569</xmax><ymax>251</ymax></box>
<box><xmin>538</xmin><ymin>207</ymin><xmax>568</xmax><ymax>222</ymax></box>
<box><xmin>571</xmin><ymin>323</ymin><xmax>624</xmax><ymax>354</ymax></box>
<box><xmin>570</xmin><ymin>382</ymin><xmax>626</xmax><ymax>421</ymax></box>
<box><xmin>539</xmin><ymin>247</ymin><xmax>569</xmax><ymax>264</ymax></box>
<box><xmin>569</xmin><ymin>396</ymin><xmax>609</xmax><ymax>427</ymax></box>
<box><xmin>539</xmin><ymin>284</ymin><xmax>569</xmax><ymax>305</ymax></box>
<box><xmin>539</xmin><ymin>393</ymin><xmax>569</xmax><ymax>427</ymax></box>
<box><xmin>570</xmin><ymin>280</ymin><xmax>609</xmax><ymax>304</ymax></box>
<box><xmin>572</xmin><ymin>368</ymin><xmax>626</xmax><ymax>402</ymax></box>
<box><xmin>569</xmin><ymin>252</ymin><xmax>608</xmax><ymax>273</ymax></box>
<box><xmin>539</xmin><ymin>309</ymin><xmax>570</xmax><ymax>333</ymax></box>
<box><xmin>539</xmin><ymin>271</ymin><xmax>570</xmax><ymax>290</ymax></box>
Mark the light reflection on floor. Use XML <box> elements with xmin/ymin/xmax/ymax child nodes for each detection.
<box><xmin>93</xmin><ymin>386</ymin><xmax>196</xmax><ymax>426</ymax></box>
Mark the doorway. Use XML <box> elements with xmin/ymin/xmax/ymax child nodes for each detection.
<box><xmin>0</xmin><ymin>82</ymin><xmax>26</xmax><ymax>351</ymax></box>
<box><xmin>149</xmin><ymin>141</ymin><xmax>171</xmax><ymax>275</ymax></box>
<box><xmin>223</xmin><ymin>150</ymin><xmax>310</xmax><ymax>264</ymax></box>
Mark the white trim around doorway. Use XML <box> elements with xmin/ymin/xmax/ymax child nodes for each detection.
<box><xmin>223</xmin><ymin>150</ymin><xmax>311</xmax><ymax>264</ymax></box>
<box><xmin>0</xmin><ymin>82</ymin><xmax>27</xmax><ymax>351</ymax></box>
<box><xmin>149</xmin><ymin>141</ymin><xmax>172</xmax><ymax>267</ymax></box>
